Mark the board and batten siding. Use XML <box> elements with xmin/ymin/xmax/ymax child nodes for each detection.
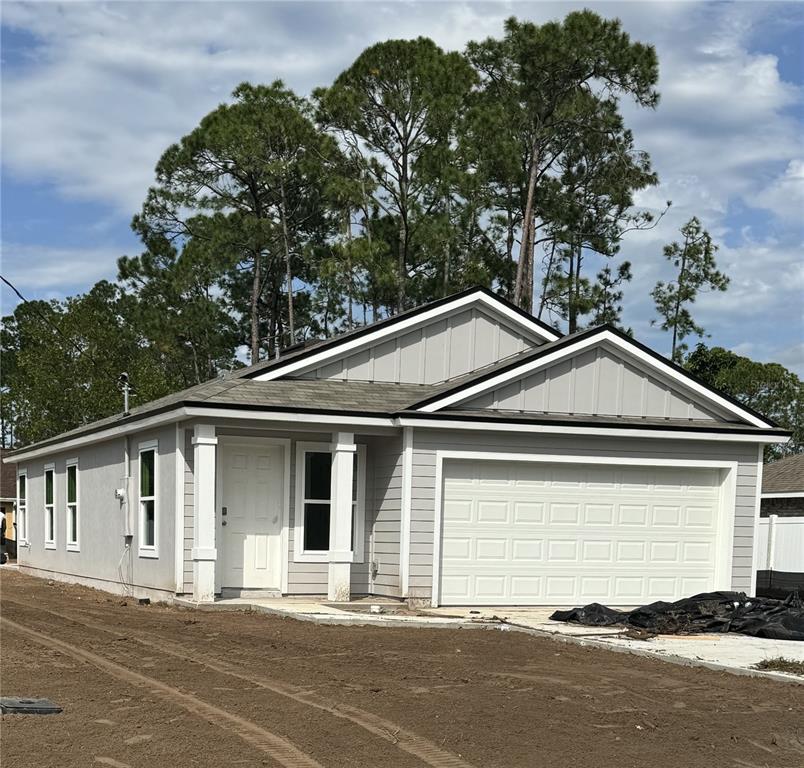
<box><xmin>408</xmin><ymin>429</ymin><xmax>761</xmax><ymax>598</ymax></box>
<box><xmin>19</xmin><ymin>424</ymin><xmax>177</xmax><ymax>597</ymax></box>
<box><xmin>296</xmin><ymin>307</ymin><xmax>542</xmax><ymax>384</ymax></box>
<box><xmin>460</xmin><ymin>345</ymin><xmax>724</xmax><ymax>421</ymax></box>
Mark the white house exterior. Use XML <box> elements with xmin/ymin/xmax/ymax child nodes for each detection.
<box><xmin>5</xmin><ymin>287</ymin><xmax>789</xmax><ymax>606</ymax></box>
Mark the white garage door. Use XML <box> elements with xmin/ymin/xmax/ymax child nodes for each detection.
<box><xmin>439</xmin><ymin>460</ymin><xmax>727</xmax><ymax>605</ymax></box>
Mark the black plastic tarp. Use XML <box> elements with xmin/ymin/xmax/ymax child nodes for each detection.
<box><xmin>550</xmin><ymin>591</ymin><xmax>804</xmax><ymax>641</ymax></box>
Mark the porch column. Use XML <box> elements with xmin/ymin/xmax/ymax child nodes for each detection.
<box><xmin>192</xmin><ymin>424</ymin><xmax>218</xmax><ymax>602</ymax></box>
<box><xmin>328</xmin><ymin>431</ymin><xmax>355</xmax><ymax>601</ymax></box>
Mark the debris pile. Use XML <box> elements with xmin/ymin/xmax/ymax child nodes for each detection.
<box><xmin>550</xmin><ymin>591</ymin><xmax>804</xmax><ymax>641</ymax></box>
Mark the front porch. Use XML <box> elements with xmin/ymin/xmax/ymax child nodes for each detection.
<box><xmin>181</xmin><ymin>422</ymin><xmax>404</xmax><ymax>604</ymax></box>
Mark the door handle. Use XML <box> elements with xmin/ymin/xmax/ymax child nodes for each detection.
<box><xmin>221</xmin><ymin>507</ymin><xmax>227</xmax><ymax>516</ymax></box>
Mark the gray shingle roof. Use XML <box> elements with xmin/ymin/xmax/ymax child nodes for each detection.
<box><xmin>763</xmin><ymin>453</ymin><xmax>804</xmax><ymax>494</ymax></box>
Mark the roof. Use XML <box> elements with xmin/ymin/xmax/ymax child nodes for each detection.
<box><xmin>0</xmin><ymin>449</ymin><xmax>16</xmax><ymax>499</ymax></box>
<box><xmin>763</xmin><ymin>453</ymin><xmax>804</xmax><ymax>494</ymax></box>
<box><xmin>3</xmin><ymin>288</ymin><xmax>788</xmax><ymax>461</ymax></box>
<box><xmin>237</xmin><ymin>285</ymin><xmax>559</xmax><ymax>381</ymax></box>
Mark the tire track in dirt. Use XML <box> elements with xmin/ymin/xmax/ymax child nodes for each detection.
<box><xmin>2</xmin><ymin>616</ymin><xmax>323</xmax><ymax>768</ymax></box>
<box><xmin>4</xmin><ymin>599</ymin><xmax>476</xmax><ymax>768</ymax></box>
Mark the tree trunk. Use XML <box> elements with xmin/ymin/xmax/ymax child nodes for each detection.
<box><xmin>344</xmin><ymin>209</ymin><xmax>354</xmax><ymax>330</ymax></box>
<box><xmin>250</xmin><ymin>250</ymin><xmax>261</xmax><ymax>364</ymax></box>
<box><xmin>505</xmin><ymin>185</ymin><xmax>515</xmax><ymax>300</ymax></box>
<box><xmin>278</xmin><ymin>178</ymin><xmax>295</xmax><ymax>345</ymax></box>
<box><xmin>537</xmin><ymin>240</ymin><xmax>557</xmax><ymax>320</ymax></box>
<box><xmin>671</xmin><ymin>241</ymin><xmax>689</xmax><ymax>361</ymax></box>
<box><xmin>514</xmin><ymin>143</ymin><xmax>540</xmax><ymax>312</ymax></box>
<box><xmin>443</xmin><ymin>194</ymin><xmax>451</xmax><ymax>296</ymax></box>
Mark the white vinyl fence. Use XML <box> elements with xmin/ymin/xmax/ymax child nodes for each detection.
<box><xmin>756</xmin><ymin>515</ymin><xmax>804</xmax><ymax>572</ymax></box>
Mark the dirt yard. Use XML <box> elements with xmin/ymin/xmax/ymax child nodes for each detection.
<box><xmin>1</xmin><ymin>570</ymin><xmax>802</xmax><ymax>768</ymax></box>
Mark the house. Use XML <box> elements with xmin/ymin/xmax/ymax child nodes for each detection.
<box><xmin>1</xmin><ymin>449</ymin><xmax>17</xmax><ymax>561</ymax></box>
<box><xmin>756</xmin><ymin>453</ymin><xmax>804</xmax><ymax>597</ymax></box>
<box><xmin>3</xmin><ymin>287</ymin><xmax>790</xmax><ymax>606</ymax></box>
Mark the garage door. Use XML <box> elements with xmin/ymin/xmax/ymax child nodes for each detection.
<box><xmin>439</xmin><ymin>460</ymin><xmax>726</xmax><ymax>605</ymax></box>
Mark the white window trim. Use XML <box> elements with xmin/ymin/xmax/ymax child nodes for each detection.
<box><xmin>138</xmin><ymin>439</ymin><xmax>159</xmax><ymax>558</ymax></box>
<box><xmin>65</xmin><ymin>458</ymin><xmax>80</xmax><ymax>552</ymax></box>
<box><xmin>44</xmin><ymin>463</ymin><xmax>56</xmax><ymax>549</ymax></box>
<box><xmin>294</xmin><ymin>441</ymin><xmax>366</xmax><ymax>564</ymax></box>
<box><xmin>17</xmin><ymin>469</ymin><xmax>28</xmax><ymax>546</ymax></box>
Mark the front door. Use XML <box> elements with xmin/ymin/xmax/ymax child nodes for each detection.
<box><xmin>219</xmin><ymin>442</ymin><xmax>284</xmax><ymax>590</ymax></box>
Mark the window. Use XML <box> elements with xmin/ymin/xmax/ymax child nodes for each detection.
<box><xmin>66</xmin><ymin>460</ymin><xmax>79</xmax><ymax>551</ymax></box>
<box><xmin>295</xmin><ymin>442</ymin><xmax>365</xmax><ymax>562</ymax></box>
<box><xmin>17</xmin><ymin>470</ymin><xmax>27</xmax><ymax>543</ymax></box>
<box><xmin>138</xmin><ymin>441</ymin><xmax>158</xmax><ymax>557</ymax></box>
<box><xmin>44</xmin><ymin>464</ymin><xmax>55</xmax><ymax>548</ymax></box>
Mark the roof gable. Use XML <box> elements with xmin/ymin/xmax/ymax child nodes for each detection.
<box><xmin>247</xmin><ymin>287</ymin><xmax>559</xmax><ymax>383</ymax></box>
<box><xmin>413</xmin><ymin>327</ymin><xmax>778</xmax><ymax>430</ymax></box>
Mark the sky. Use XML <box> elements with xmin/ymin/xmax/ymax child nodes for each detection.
<box><xmin>1</xmin><ymin>1</ymin><xmax>803</xmax><ymax>373</ymax></box>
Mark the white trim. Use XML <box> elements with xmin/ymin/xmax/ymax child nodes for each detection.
<box><xmin>137</xmin><ymin>440</ymin><xmax>159</xmax><ymax>559</ymax></box>
<box><xmin>750</xmin><ymin>446</ymin><xmax>765</xmax><ymax>596</ymax></box>
<box><xmin>65</xmin><ymin>458</ymin><xmax>80</xmax><ymax>552</ymax></box>
<box><xmin>252</xmin><ymin>290</ymin><xmax>559</xmax><ymax>382</ymax></box>
<box><xmin>417</xmin><ymin>329</ymin><xmax>773</xmax><ymax>429</ymax></box>
<box><xmin>184</xmin><ymin>407</ymin><xmax>394</xmax><ymax>429</ymax></box>
<box><xmin>761</xmin><ymin>491</ymin><xmax>804</xmax><ymax>499</ymax></box>
<box><xmin>430</xmin><ymin>449</ymin><xmax>739</xmax><ymax>608</ymax></box>
<box><xmin>396</xmin><ymin>417</ymin><xmax>787</xmax><ymax>443</ymax></box>
<box><xmin>294</xmin><ymin>441</ymin><xmax>367</xmax><ymax>564</ymax></box>
<box><xmin>44</xmin><ymin>462</ymin><xmax>56</xmax><ymax>549</ymax></box>
<box><xmin>7</xmin><ymin>409</ymin><xmax>186</xmax><ymax>463</ymax></box>
<box><xmin>174</xmin><ymin>424</ymin><xmax>185</xmax><ymax>593</ymax></box>
<box><xmin>399</xmin><ymin>426</ymin><xmax>413</xmax><ymax>597</ymax></box>
<box><xmin>214</xmin><ymin>436</ymin><xmax>291</xmax><ymax>595</ymax></box>
<box><xmin>16</xmin><ymin>469</ymin><xmax>28</xmax><ymax>547</ymax></box>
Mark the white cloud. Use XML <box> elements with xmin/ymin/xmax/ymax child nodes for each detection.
<box><xmin>1</xmin><ymin>0</ymin><xmax>802</xmax><ymax>371</ymax></box>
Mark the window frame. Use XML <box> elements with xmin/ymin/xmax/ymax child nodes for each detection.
<box><xmin>65</xmin><ymin>458</ymin><xmax>79</xmax><ymax>552</ymax></box>
<box><xmin>138</xmin><ymin>439</ymin><xmax>159</xmax><ymax>558</ymax></box>
<box><xmin>44</xmin><ymin>463</ymin><xmax>56</xmax><ymax>549</ymax></box>
<box><xmin>294</xmin><ymin>441</ymin><xmax>366</xmax><ymax>564</ymax></box>
<box><xmin>17</xmin><ymin>469</ymin><xmax>27</xmax><ymax>545</ymax></box>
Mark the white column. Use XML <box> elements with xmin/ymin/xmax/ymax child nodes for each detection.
<box><xmin>328</xmin><ymin>431</ymin><xmax>355</xmax><ymax>601</ymax></box>
<box><xmin>192</xmin><ymin>424</ymin><xmax>218</xmax><ymax>602</ymax></box>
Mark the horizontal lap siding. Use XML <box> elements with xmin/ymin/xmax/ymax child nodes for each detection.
<box><xmin>410</xmin><ymin>429</ymin><xmax>760</xmax><ymax>599</ymax></box>
<box><xmin>369</xmin><ymin>434</ymin><xmax>403</xmax><ymax>597</ymax></box>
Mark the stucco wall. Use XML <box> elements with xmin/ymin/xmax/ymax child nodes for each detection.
<box><xmin>17</xmin><ymin>424</ymin><xmax>177</xmax><ymax>596</ymax></box>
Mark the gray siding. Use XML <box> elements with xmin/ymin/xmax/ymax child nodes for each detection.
<box><xmin>366</xmin><ymin>434</ymin><xmax>403</xmax><ymax>597</ymax></box>
<box><xmin>460</xmin><ymin>344</ymin><xmax>725</xmax><ymax>421</ymax></box>
<box><xmin>408</xmin><ymin>429</ymin><xmax>760</xmax><ymax>598</ymax></box>
<box><xmin>182</xmin><ymin>428</ymin><xmax>194</xmax><ymax>593</ymax></box>
<box><xmin>297</xmin><ymin>307</ymin><xmax>542</xmax><ymax>384</ymax></box>
<box><xmin>19</xmin><ymin>424</ymin><xmax>177</xmax><ymax>595</ymax></box>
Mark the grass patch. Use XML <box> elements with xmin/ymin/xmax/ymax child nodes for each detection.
<box><xmin>752</xmin><ymin>657</ymin><xmax>804</xmax><ymax>675</ymax></box>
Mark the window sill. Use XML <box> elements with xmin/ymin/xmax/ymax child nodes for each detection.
<box><xmin>66</xmin><ymin>544</ymin><xmax>80</xmax><ymax>553</ymax></box>
<box><xmin>293</xmin><ymin>550</ymin><xmax>363</xmax><ymax>564</ymax></box>
<box><xmin>44</xmin><ymin>542</ymin><xmax>56</xmax><ymax>550</ymax></box>
<box><xmin>138</xmin><ymin>548</ymin><xmax>159</xmax><ymax>559</ymax></box>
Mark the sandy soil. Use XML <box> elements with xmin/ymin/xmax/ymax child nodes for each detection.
<box><xmin>1</xmin><ymin>569</ymin><xmax>802</xmax><ymax>768</ymax></box>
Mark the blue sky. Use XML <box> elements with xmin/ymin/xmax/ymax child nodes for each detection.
<box><xmin>1</xmin><ymin>1</ymin><xmax>802</xmax><ymax>373</ymax></box>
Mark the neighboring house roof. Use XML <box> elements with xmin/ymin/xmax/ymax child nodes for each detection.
<box><xmin>0</xmin><ymin>449</ymin><xmax>16</xmax><ymax>500</ymax></box>
<box><xmin>762</xmin><ymin>453</ymin><xmax>804</xmax><ymax>495</ymax></box>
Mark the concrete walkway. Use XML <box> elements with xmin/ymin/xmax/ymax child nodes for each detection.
<box><xmin>174</xmin><ymin>597</ymin><xmax>804</xmax><ymax>684</ymax></box>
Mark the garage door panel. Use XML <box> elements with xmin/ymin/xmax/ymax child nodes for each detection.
<box><xmin>440</xmin><ymin>460</ymin><xmax>725</xmax><ymax>605</ymax></box>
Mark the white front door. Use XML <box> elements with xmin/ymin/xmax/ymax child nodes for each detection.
<box><xmin>440</xmin><ymin>460</ymin><xmax>726</xmax><ymax>606</ymax></box>
<box><xmin>219</xmin><ymin>442</ymin><xmax>284</xmax><ymax>590</ymax></box>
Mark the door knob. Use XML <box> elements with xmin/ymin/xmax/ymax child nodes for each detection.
<box><xmin>222</xmin><ymin>520</ymin><xmax>227</xmax><ymax>526</ymax></box>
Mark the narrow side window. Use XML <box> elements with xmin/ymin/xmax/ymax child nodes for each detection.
<box><xmin>17</xmin><ymin>471</ymin><xmax>27</xmax><ymax>543</ymax></box>
<box><xmin>66</xmin><ymin>461</ymin><xmax>79</xmax><ymax>551</ymax></box>
<box><xmin>138</xmin><ymin>443</ymin><xmax>158</xmax><ymax>557</ymax></box>
<box><xmin>44</xmin><ymin>465</ymin><xmax>55</xmax><ymax>548</ymax></box>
